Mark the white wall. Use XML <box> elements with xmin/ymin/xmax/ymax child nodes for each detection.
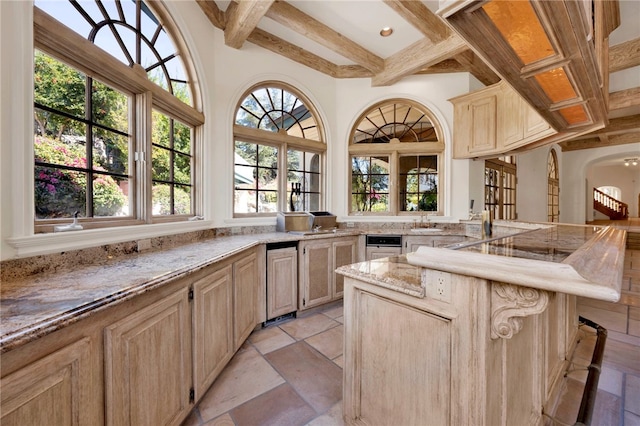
<box><xmin>516</xmin><ymin>144</ymin><xmax>560</xmax><ymax>223</ymax></box>
<box><xmin>562</xmin><ymin>144</ymin><xmax>640</xmax><ymax>224</ymax></box>
<box><xmin>588</xmin><ymin>162</ymin><xmax>640</xmax><ymax>219</ymax></box>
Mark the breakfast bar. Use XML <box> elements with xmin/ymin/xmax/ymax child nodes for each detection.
<box><xmin>337</xmin><ymin>223</ymin><xmax>625</xmax><ymax>426</ymax></box>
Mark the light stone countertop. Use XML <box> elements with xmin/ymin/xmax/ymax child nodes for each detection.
<box><xmin>338</xmin><ymin>224</ymin><xmax>625</xmax><ymax>304</ymax></box>
<box><xmin>408</xmin><ymin>224</ymin><xmax>626</xmax><ymax>302</ymax></box>
<box><xmin>1</xmin><ymin>231</ymin><xmax>361</xmax><ymax>353</ymax></box>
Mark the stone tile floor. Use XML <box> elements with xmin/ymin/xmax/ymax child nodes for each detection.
<box><xmin>182</xmin><ymin>301</ymin><xmax>345</xmax><ymax>426</ymax></box>
<box><xmin>183</xmin><ymin>250</ymin><xmax>640</xmax><ymax>426</ymax></box>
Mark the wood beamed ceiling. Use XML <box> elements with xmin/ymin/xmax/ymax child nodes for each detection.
<box><xmin>196</xmin><ymin>0</ymin><xmax>640</xmax><ymax>151</ymax></box>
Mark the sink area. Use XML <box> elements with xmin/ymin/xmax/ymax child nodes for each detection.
<box><xmin>276</xmin><ymin>211</ymin><xmax>337</xmax><ymax>233</ymax></box>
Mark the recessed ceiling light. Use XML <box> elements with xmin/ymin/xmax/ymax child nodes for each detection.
<box><xmin>380</xmin><ymin>27</ymin><xmax>393</xmax><ymax>37</ymax></box>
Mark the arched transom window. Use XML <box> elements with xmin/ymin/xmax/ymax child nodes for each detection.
<box><xmin>234</xmin><ymin>83</ymin><xmax>325</xmax><ymax>216</ymax></box>
<box><xmin>349</xmin><ymin>100</ymin><xmax>444</xmax><ymax>215</ymax></box>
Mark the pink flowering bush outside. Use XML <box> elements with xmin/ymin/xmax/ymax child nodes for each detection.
<box><xmin>35</xmin><ymin>136</ymin><xmax>126</xmax><ymax>218</ymax></box>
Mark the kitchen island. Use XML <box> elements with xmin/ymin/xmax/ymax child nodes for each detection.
<box><xmin>337</xmin><ymin>223</ymin><xmax>625</xmax><ymax>426</ymax></box>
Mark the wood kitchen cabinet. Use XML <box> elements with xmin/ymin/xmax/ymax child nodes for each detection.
<box><xmin>192</xmin><ymin>264</ymin><xmax>233</xmax><ymax>400</ymax></box>
<box><xmin>343</xmin><ymin>286</ymin><xmax>451</xmax><ymax>425</ymax></box>
<box><xmin>233</xmin><ymin>251</ymin><xmax>259</xmax><ymax>349</ymax></box>
<box><xmin>450</xmin><ymin>81</ymin><xmax>555</xmax><ymax>159</ymax></box>
<box><xmin>1</xmin><ymin>337</ymin><xmax>95</xmax><ymax>426</ymax></box>
<box><xmin>299</xmin><ymin>236</ymin><xmax>357</xmax><ymax>310</ymax></box>
<box><xmin>193</xmin><ymin>247</ymin><xmax>259</xmax><ymax>399</ymax></box>
<box><xmin>104</xmin><ymin>288</ymin><xmax>192</xmax><ymax>426</ymax></box>
<box><xmin>267</xmin><ymin>246</ymin><xmax>298</xmax><ymax>319</ymax></box>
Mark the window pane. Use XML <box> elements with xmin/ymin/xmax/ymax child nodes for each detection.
<box><xmin>92</xmin><ymin>80</ymin><xmax>129</xmax><ymax>133</ymax></box>
<box><xmin>351</xmin><ymin>156</ymin><xmax>389</xmax><ymax>212</ymax></box>
<box><xmin>93</xmin><ymin>174</ymin><xmax>128</xmax><ymax>217</ymax></box>
<box><xmin>152</xmin><ymin>146</ymin><xmax>171</xmax><ymax>181</ymax></box>
<box><xmin>34</xmin><ymin>52</ymin><xmax>86</xmax><ymax>118</ymax></box>
<box><xmin>35</xmin><ymin>164</ymin><xmax>86</xmax><ymax>219</ymax></box>
<box><xmin>151</xmin><ymin>109</ymin><xmax>193</xmax><ymax>215</ymax></box>
<box><xmin>399</xmin><ymin>155</ymin><xmax>438</xmax><ymax>212</ymax></box>
<box><xmin>93</xmin><ymin>129</ymin><xmax>129</xmax><ymax>175</ymax></box>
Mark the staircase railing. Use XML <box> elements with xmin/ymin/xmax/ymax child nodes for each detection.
<box><xmin>593</xmin><ymin>188</ymin><xmax>628</xmax><ymax>219</ymax></box>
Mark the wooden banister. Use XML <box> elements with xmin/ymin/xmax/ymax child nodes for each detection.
<box><xmin>593</xmin><ymin>188</ymin><xmax>628</xmax><ymax>219</ymax></box>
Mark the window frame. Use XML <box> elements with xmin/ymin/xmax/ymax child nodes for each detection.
<box><xmin>232</xmin><ymin>82</ymin><xmax>326</xmax><ymax>218</ymax></box>
<box><xmin>33</xmin><ymin>5</ymin><xmax>203</xmax><ymax>233</ymax></box>
<box><xmin>348</xmin><ymin>99</ymin><xmax>445</xmax><ymax>216</ymax></box>
<box><xmin>547</xmin><ymin>149</ymin><xmax>559</xmax><ymax>222</ymax></box>
<box><xmin>484</xmin><ymin>157</ymin><xmax>517</xmax><ymax>220</ymax></box>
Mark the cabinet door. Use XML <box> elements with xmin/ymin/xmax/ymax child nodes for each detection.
<box><xmin>1</xmin><ymin>338</ymin><xmax>93</xmax><ymax>426</ymax></box>
<box><xmin>105</xmin><ymin>289</ymin><xmax>191</xmax><ymax>426</ymax></box>
<box><xmin>333</xmin><ymin>238</ymin><xmax>356</xmax><ymax>298</ymax></box>
<box><xmin>344</xmin><ymin>290</ymin><xmax>451</xmax><ymax>425</ymax></box>
<box><xmin>267</xmin><ymin>247</ymin><xmax>298</xmax><ymax>319</ymax></box>
<box><xmin>402</xmin><ymin>236</ymin><xmax>433</xmax><ymax>253</ymax></box>
<box><xmin>233</xmin><ymin>251</ymin><xmax>258</xmax><ymax>349</ymax></box>
<box><xmin>366</xmin><ymin>246</ymin><xmax>402</xmax><ymax>260</ymax></box>
<box><xmin>193</xmin><ymin>264</ymin><xmax>233</xmax><ymax>400</ymax></box>
<box><xmin>299</xmin><ymin>240</ymin><xmax>332</xmax><ymax>309</ymax></box>
<box><xmin>467</xmin><ymin>95</ymin><xmax>497</xmax><ymax>154</ymax></box>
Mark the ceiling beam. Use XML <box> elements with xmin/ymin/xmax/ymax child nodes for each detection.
<box><xmin>609</xmin><ymin>36</ymin><xmax>640</xmax><ymax>72</ymax></box>
<box><xmin>382</xmin><ymin>0</ymin><xmax>450</xmax><ymax>43</ymax></box>
<box><xmin>452</xmin><ymin>51</ymin><xmax>501</xmax><ymax>86</ymax></box>
<box><xmin>224</xmin><ymin>0</ymin><xmax>274</xmax><ymax>49</ymax></box>
<box><xmin>196</xmin><ymin>0</ymin><xmax>225</xmax><ymax>30</ymax></box>
<box><xmin>247</xmin><ymin>28</ymin><xmax>340</xmax><ymax>77</ymax></box>
<box><xmin>416</xmin><ymin>59</ymin><xmax>468</xmax><ymax>74</ymax></box>
<box><xmin>559</xmin><ymin>132</ymin><xmax>640</xmax><ymax>151</ymax></box>
<box><xmin>372</xmin><ymin>34</ymin><xmax>467</xmax><ymax>87</ymax></box>
<box><xmin>609</xmin><ymin>87</ymin><xmax>640</xmax><ymax>111</ymax></box>
<box><xmin>265</xmin><ymin>0</ymin><xmax>384</xmax><ymax>73</ymax></box>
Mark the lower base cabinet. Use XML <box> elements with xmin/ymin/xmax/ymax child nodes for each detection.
<box><xmin>299</xmin><ymin>236</ymin><xmax>357</xmax><ymax>310</ymax></box>
<box><xmin>1</xmin><ymin>338</ymin><xmax>94</xmax><ymax>426</ymax></box>
<box><xmin>105</xmin><ymin>288</ymin><xmax>192</xmax><ymax>426</ymax></box>
<box><xmin>193</xmin><ymin>264</ymin><xmax>233</xmax><ymax>400</ymax></box>
<box><xmin>1</xmin><ymin>247</ymin><xmax>260</xmax><ymax>426</ymax></box>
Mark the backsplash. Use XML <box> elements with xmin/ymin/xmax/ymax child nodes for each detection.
<box><xmin>0</xmin><ymin>225</ymin><xmax>275</xmax><ymax>282</ymax></box>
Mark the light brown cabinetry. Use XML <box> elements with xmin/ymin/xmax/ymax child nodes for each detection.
<box><xmin>450</xmin><ymin>81</ymin><xmax>556</xmax><ymax>159</ymax></box>
<box><xmin>192</xmin><ymin>264</ymin><xmax>233</xmax><ymax>400</ymax></box>
<box><xmin>1</xmin><ymin>338</ymin><xmax>94</xmax><ymax>426</ymax></box>
<box><xmin>104</xmin><ymin>288</ymin><xmax>192</xmax><ymax>426</ymax></box>
<box><xmin>299</xmin><ymin>236</ymin><xmax>357</xmax><ymax>310</ymax></box>
<box><xmin>344</xmin><ymin>289</ymin><xmax>451</xmax><ymax>425</ymax></box>
<box><xmin>233</xmin><ymin>252</ymin><xmax>259</xmax><ymax>348</ymax></box>
<box><xmin>1</xmin><ymin>246</ymin><xmax>261</xmax><ymax>426</ymax></box>
<box><xmin>365</xmin><ymin>246</ymin><xmax>402</xmax><ymax>260</ymax></box>
<box><xmin>192</xmin><ymin>249</ymin><xmax>259</xmax><ymax>400</ymax></box>
<box><xmin>267</xmin><ymin>246</ymin><xmax>298</xmax><ymax>319</ymax></box>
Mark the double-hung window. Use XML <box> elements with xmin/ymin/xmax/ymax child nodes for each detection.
<box><xmin>233</xmin><ymin>83</ymin><xmax>325</xmax><ymax>216</ymax></box>
<box><xmin>33</xmin><ymin>0</ymin><xmax>202</xmax><ymax>232</ymax></box>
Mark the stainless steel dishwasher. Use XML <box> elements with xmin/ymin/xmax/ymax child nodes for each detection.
<box><xmin>365</xmin><ymin>234</ymin><xmax>403</xmax><ymax>260</ymax></box>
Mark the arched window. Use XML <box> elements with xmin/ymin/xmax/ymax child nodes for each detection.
<box><xmin>233</xmin><ymin>83</ymin><xmax>325</xmax><ymax>216</ymax></box>
<box><xmin>349</xmin><ymin>100</ymin><xmax>444</xmax><ymax>215</ymax></box>
<box><xmin>33</xmin><ymin>0</ymin><xmax>202</xmax><ymax>232</ymax></box>
<box><xmin>485</xmin><ymin>156</ymin><xmax>517</xmax><ymax>220</ymax></box>
<box><xmin>547</xmin><ymin>149</ymin><xmax>559</xmax><ymax>222</ymax></box>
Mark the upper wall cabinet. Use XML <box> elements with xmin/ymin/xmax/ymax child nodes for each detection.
<box><xmin>450</xmin><ymin>81</ymin><xmax>556</xmax><ymax>159</ymax></box>
<box><xmin>439</xmin><ymin>0</ymin><xmax>618</xmax><ymax>138</ymax></box>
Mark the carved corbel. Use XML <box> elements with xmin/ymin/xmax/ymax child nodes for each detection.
<box><xmin>491</xmin><ymin>282</ymin><xmax>549</xmax><ymax>339</ymax></box>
